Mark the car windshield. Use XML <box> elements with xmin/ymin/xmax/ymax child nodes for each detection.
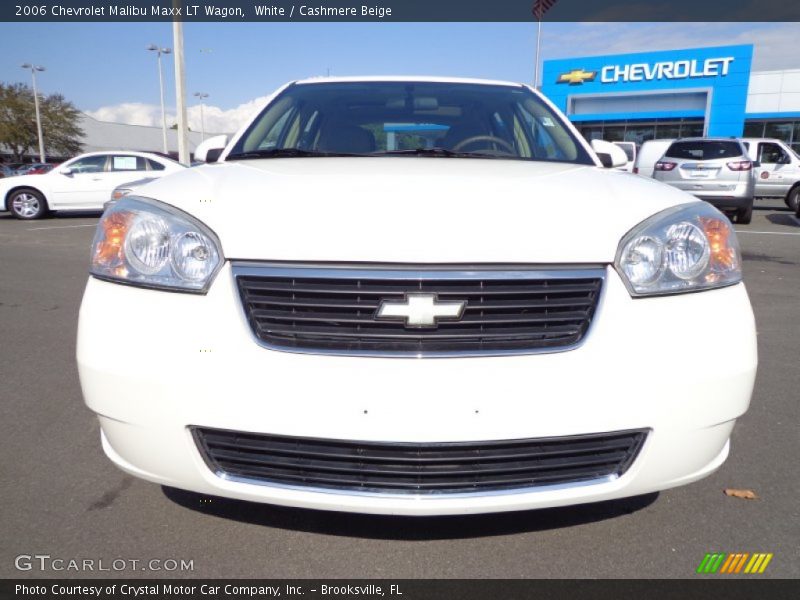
<box><xmin>665</xmin><ymin>141</ymin><xmax>743</xmax><ymax>160</ymax></box>
<box><xmin>228</xmin><ymin>81</ymin><xmax>593</xmax><ymax>165</ymax></box>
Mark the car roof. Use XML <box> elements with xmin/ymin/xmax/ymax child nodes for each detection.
<box><xmin>69</xmin><ymin>150</ymin><xmax>185</xmax><ymax>167</ymax></box>
<box><xmin>69</xmin><ymin>150</ymin><xmax>176</xmax><ymax>160</ymax></box>
<box><xmin>672</xmin><ymin>137</ymin><xmax>744</xmax><ymax>143</ymax></box>
<box><xmin>739</xmin><ymin>138</ymin><xmax>785</xmax><ymax>143</ymax></box>
<box><xmin>293</xmin><ymin>75</ymin><xmax>525</xmax><ymax>88</ymax></box>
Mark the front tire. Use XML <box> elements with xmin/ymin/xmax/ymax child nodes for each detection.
<box><xmin>9</xmin><ymin>188</ymin><xmax>48</xmax><ymax>220</ymax></box>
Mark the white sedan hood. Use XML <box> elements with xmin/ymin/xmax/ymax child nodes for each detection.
<box><xmin>139</xmin><ymin>158</ymin><xmax>695</xmax><ymax>264</ymax></box>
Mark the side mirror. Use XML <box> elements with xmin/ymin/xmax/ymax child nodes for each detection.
<box><xmin>591</xmin><ymin>139</ymin><xmax>628</xmax><ymax>168</ymax></box>
<box><xmin>59</xmin><ymin>167</ymin><xmax>73</xmax><ymax>175</ymax></box>
<box><xmin>194</xmin><ymin>134</ymin><xmax>228</xmax><ymax>163</ymax></box>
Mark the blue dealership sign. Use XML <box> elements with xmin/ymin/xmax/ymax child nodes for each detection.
<box><xmin>542</xmin><ymin>45</ymin><xmax>753</xmax><ymax>137</ymax></box>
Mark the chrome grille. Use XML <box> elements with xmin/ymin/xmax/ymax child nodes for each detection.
<box><xmin>193</xmin><ymin>427</ymin><xmax>647</xmax><ymax>495</ymax></box>
<box><xmin>233</xmin><ymin>263</ymin><xmax>604</xmax><ymax>356</ymax></box>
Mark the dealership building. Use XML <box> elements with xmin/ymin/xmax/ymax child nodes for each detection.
<box><xmin>542</xmin><ymin>44</ymin><xmax>800</xmax><ymax>154</ymax></box>
<box><xmin>1</xmin><ymin>114</ymin><xmax>211</xmax><ymax>163</ymax></box>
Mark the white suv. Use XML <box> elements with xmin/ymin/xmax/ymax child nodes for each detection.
<box><xmin>77</xmin><ymin>77</ymin><xmax>757</xmax><ymax>516</ymax></box>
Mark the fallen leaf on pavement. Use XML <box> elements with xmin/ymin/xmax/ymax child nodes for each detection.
<box><xmin>723</xmin><ymin>488</ymin><xmax>758</xmax><ymax>500</ymax></box>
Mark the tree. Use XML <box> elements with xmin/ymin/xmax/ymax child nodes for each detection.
<box><xmin>0</xmin><ymin>82</ymin><xmax>84</xmax><ymax>161</ymax></box>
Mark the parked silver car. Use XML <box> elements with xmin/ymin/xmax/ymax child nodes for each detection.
<box><xmin>653</xmin><ymin>138</ymin><xmax>755</xmax><ymax>224</ymax></box>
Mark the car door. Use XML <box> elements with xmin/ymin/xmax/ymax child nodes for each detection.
<box><xmin>753</xmin><ymin>142</ymin><xmax>795</xmax><ymax>197</ymax></box>
<box><xmin>48</xmin><ymin>155</ymin><xmax>111</xmax><ymax>209</ymax></box>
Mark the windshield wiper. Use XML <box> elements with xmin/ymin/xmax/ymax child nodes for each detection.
<box><xmin>225</xmin><ymin>148</ymin><xmax>360</xmax><ymax>160</ymax></box>
<box><xmin>371</xmin><ymin>148</ymin><xmax>503</xmax><ymax>159</ymax></box>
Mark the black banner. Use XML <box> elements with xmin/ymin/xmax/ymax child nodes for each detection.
<box><xmin>2</xmin><ymin>0</ymin><xmax>799</xmax><ymax>22</ymax></box>
<box><xmin>2</xmin><ymin>580</ymin><xmax>799</xmax><ymax>600</ymax></box>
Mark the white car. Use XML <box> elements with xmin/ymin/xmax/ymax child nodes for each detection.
<box><xmin>0</xmin><ymin>151</ymin><xmax>183</xmax><ymax>219</ymax></box>
<box><xmin>77</xmin><ymin>77</ymin><xmax>757</xmax><ymax>516</ymax></box>
<box><xmin>741</xmin><ymin>138</ymin><xmax>800</xmax><ymax>211</ymax></box>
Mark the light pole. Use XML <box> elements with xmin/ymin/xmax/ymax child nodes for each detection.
<box><xmin>172</xmin><ymin>19</ymin><xmax>189</xmax><ymax>165</ymax></box>
<box><xmin>193</xmin><ymin>92</ymin><xmax>209</xmax><ymax>141</ymax></box>
<box><xmin>21</xmin><ymin>63</ymin><xmax>46</xmax><ymax>163</ymax></box>
<box><xmin>147</xmin><ymin>44</ymin><xmax>172</xmax><ymax>154</ymax></box>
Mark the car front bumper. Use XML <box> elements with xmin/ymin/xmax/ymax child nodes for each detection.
<box><xmin>77</xmin><ymin>264</ymin><xmax>757</xmax><ymax>515</ymax></box>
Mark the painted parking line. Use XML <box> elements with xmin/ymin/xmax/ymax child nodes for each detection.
<box><xmin>26</xmin><ymin>223</ymin><xmax>98</xmax><ymax>231</ymax></box>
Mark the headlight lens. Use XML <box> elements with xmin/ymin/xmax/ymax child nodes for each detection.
<box><xmin>615</xmin><ymin>202</ymin><xmax>741</xmax><ymax>296</ymax></box>
<box><xmin>90</xmin><ymin>196</ymin><xmax>222</xmax><ymax>293</ymax></box>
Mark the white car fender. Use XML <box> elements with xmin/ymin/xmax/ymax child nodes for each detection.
<box><xmin>0</xmin><ymin>174</ymin><xmax>52</xmax><ymax>211</ymax></box>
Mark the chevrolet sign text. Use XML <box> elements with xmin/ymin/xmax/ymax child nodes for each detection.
<box><xmin>601</xmin><ymin>57</ymin><xmax>734</xmax><ymax>83</ymax></box>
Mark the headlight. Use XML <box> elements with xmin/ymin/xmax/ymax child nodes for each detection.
<box><xmin>615</xmin><ymin>202</ymin><xmax>741</xmax><ymax>296</ymax></box>
<box><xmin>90</xmin><ymin>196</ymin><xmax>222</xmax><ymax>293</ymax></box>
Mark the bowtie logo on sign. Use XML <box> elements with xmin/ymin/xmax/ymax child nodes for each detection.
<box><xmin>557</xmin><ymin>69</ymin><xmax>597</xmax><ymax>85</ymax></box>
<box><xmin>600</xmin><ymin>57</ymin><xmax>735</xmax><ymax>84</ymax></box>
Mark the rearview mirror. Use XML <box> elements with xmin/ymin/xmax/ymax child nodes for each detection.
<box><xmin>194</xmin><ymin>134</ymin><xmax>228</xmax><ymax>163</ymax></box>
<box><xmin>591</xmin><ymin>139</ymin><xmax>628</xmax><ymax>168</ymax></box>
<box><xmin>58</xmin><ymin>167</ymin><xmax>73</xmax><ymax>175</ymax></box>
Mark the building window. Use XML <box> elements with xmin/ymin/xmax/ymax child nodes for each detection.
<box><xmin>744</xmin><ymin>119</ymin><xmax>800</xmax><ymax>154</ymax></box>
<box><xmin>764</xmin><ymin>122</ymin><xmax>794</xmax><ymax>142</ymax></box>
<box><xmin>577</xmin><ymin>118</ymin><xmax>704</xmax><ymax>145</ymax></box>
<box><xmin>743</xmin><ymin>121</ymin><xmax>764</xmax><ymax>138</ymax></box>
<box><xmin>656</xmin><ymin>124</ymin><xmax>682</xmax><ymax>139</ymax></box>
<box><xmin>679</xmin><ymin>122</ymin><xmax>704</xmax><ymax>138</ymax></box>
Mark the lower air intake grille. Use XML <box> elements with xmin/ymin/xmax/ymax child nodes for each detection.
<box><xmin>193</xmin><ymin>428</ymin><xmax>647</xmax><ymax>495</ymax></box>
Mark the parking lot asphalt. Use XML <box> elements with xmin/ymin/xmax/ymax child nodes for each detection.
<box><xmin>1</xmin><ymin>199</ymin><xmax>798</xmax><ymax>579</ymax></box>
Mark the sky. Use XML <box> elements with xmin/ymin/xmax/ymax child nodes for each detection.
<box><xmin>1</xmin><ymin>21</ymin><xmax>798</xmax><ymax>134</ymax></box>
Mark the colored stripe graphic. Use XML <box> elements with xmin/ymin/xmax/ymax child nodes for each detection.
<box><xmin>734</xmin><ymin>553</ymin><xmax>749</xmax><ymax>573</ymax></box>
<box><xmin>697</xmin><ymin>553</ymin><xmax>727</xmax><ymax>573</ymax></box>
<box><xmin>745</xmin><ymin>554</ymin><xmax>761</xmax><ymax>573</ymax></box>
<box><xmin>758</xmin><ymin>554</ymin><xmax>774</xmax><ymax>573</ymax></box>
<box><xmin>745</xmin><ymin>553</ymin><xmax>774</xmax><ymax>574</ymax></box>
<box><xmin>720</xmin><ymin>554</ymin><xmax>736</xmax><ymax>573</ymax></box>
<box><xmin>696</xmin><ymin>553</ymin><xmax>713</xmax><ymax>573</ymax></box>
<box><xmin>733</xmin><ymin>552</ymin><xmax>750</xmax><ymax>573</ymax></box>
<box><xmin>699</xmin><ymin>552</ymin><xmax>773</xmax><ymax>574</ymax></box>
<box><xmin>710</xmin><ymin>553</ymin><xmax>726</xmax><ymax>573</ymax></box>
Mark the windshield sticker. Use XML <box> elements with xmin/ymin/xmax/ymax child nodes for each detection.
<box><xmin>113</xmin><ymin>156</ymin><xmax>137</xmax><ymax>170</ymax></box>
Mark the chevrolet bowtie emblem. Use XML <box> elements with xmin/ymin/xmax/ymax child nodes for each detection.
<box><xmin>376</xmin><ymin>294</ymin><xmax>466</xmax><ymax>328</ymax></box>
<box><xmin>557</xmin><ymin>69</ymin><xmax>597</xmax><ymax>85</ymax></box>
